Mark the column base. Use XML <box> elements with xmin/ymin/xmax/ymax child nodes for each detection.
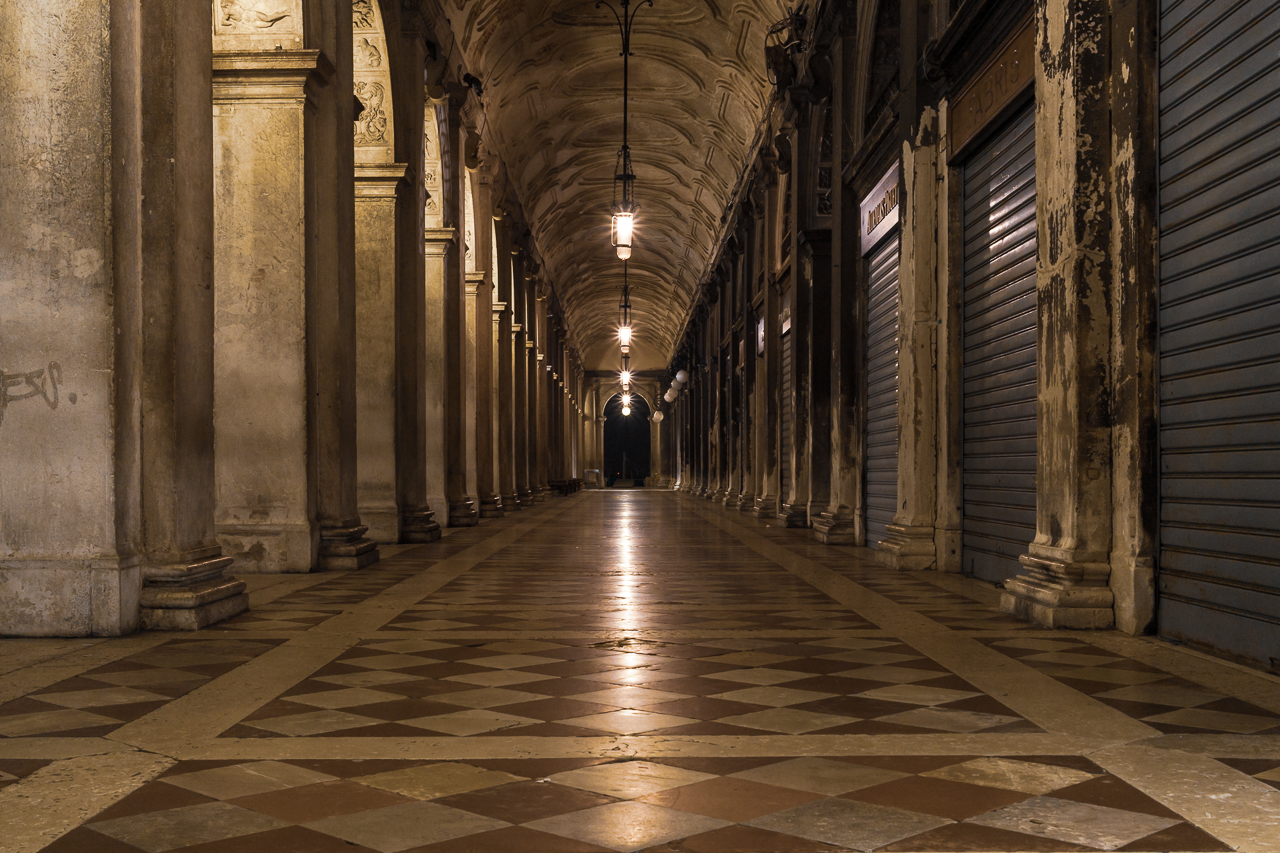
<box><xmin>359</xmin><ymin>505</ymin><xmax>400</xmax><ymax>544</ymax></box>
<box><xmin>752</xmin><ymin>495</ymin><xmax>777</xmax><ymax>518</ymax></box>
<box><xmin>217</xmin><ymin>522</ymin><xmax>318</xmax><ymax>573</ymax></box>
<box><xmin>517</xmin><ymin>489</ymin><xmax>534</xmax><ymax>508</ymax></box>
<box><xmin>140</xmin><ymin>555</ymin><xmax>248</xmax><ymax>630</ymax></box>
<box><xmin>778</xmin><ymin>502</ymin><xmax>809</xmax><ymax>528</ymax></box>
<box><xmin>876</xmin><ymin>523</ymin><xmax>937</xmax><ymax>570</ymax></box>
<box><xmin>480</xmin><ymin>494</ymin><xmax>505</xmax><ymax>518</ymax></box>
<box><xmin>1001</xmin><ymin>548</ymin><xmax>1115</xmax><ymax>629</ymax></box>
<box><xmin>732</xmin><ymin>492</ymin><xmax>755</xmax><ymax>511</ymax></box>
<box><xmin>319</xmin><ymin>524</ymin><xmax>380</xmax><ymax>571</ymax></box>
<box><xmin>400</xmin><ymin>507</ymin><xmax>441</xmax><ymax>544</ymax></box>
<box><xmin>533</xmin><ymin>486</ymin><xmax>549</xmax><ymax>503</ymax></box>
<box><xmin>501</xmin><ymin>491</ymin><xmax>520</xmax><ymax>511</ymax></box>
<box><xmin>812</xmin><ymin>511</ymin><xmax>859</xmax><ymax>545</ymax></box>
<box><xmin>448</xmin><ymin>499</ymin><xmax>479</xmax><ymax>526</ymax></box>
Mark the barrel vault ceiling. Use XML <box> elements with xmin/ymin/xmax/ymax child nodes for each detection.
<box><xmin>438</xmin><ymin>0</ymin><xmax>789</xmax><ymax>371</ymax></box>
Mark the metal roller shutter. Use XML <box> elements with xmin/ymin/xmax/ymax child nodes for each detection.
<box><xmin>1158</xmin><ymin>0</ymin><xmax>1280</xmax><ymax>666</ymax></box>
<box><xmin>780</xmin><ymin>331</ymin><xmax>792</xmax><ymax>496</ymax></box>
<box><xmin>961</xmin><ymin>103</ymin><xmax>1038</xmax><ymax>584</ymax></box>
<box><xmin>865</xmin><ymin>235</ymin><xmax>901</xmax><ymax>547</ymax></box>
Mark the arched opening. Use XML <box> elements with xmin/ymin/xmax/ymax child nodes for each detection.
<box><xmin>603</xmin><ymin>393</ymin><xmax>651</xmax><ymax>486</ymax></box>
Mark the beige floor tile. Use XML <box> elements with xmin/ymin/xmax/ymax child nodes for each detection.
<box><xmin>732</xmin><ymin>757</ymin><xmax>908</xmax><ymax>795</ymax></box>
<box><xmin>748</xmin><ymin>797</ymin><xmax>951</xmax><ymax>850</ymax></box>
<box><xmin>435</xmin><ymin>687</ymin><xmax>544</xmax><ymax>708</ymax></box>
<box><xmin>704</xmin><ymin>667</ymin><xmax>809</xmax><ymax>685</ymax></box>
<box><xmin>564</xmin><ymin>710</ymin><xmax>698</xmax><ymax>734</ymax></box>
<box><xmin>165</xmin><ymin>761</ymin><xmax>335</xmax><ymax>799</ymax></box>
<box><xmin>1096</xmin><ymin>683</ymin><xmax>1224</xmax><ymax>707</ymax></box>
<box><xmin>833</xmin><ymin>664</ymin><xmax>943</xmax><ymax>684</ymax></box>
<box><xmin>923</xmin><ymin>757</ymin><xmax>1098</xmax><ymax>794</ymax></box>
<box><xmin>355</xmin><ymin>762</ymin><xmax>524</xmax><ymax>799</ymax></box>
<box><xmin>0</xmin><ymin>708</ymin><xmax>116</xmax><ymax>736</ymax></box>
<box><xmin>858</xmin><ymin>684</ymin><xmax>981</xmax><ymax>705</ymax></box>
<box><xmin>84</xmin><ymin>668</ymin><xmax>207</xmax><ymax>687</ymax></box>
<box><xmin>551</xmin><ymin>761</ymin><xmax>715</xmax><ymax>798</ymax></box>
<box><xmin>472</xmin><ymin>654</ymin><xmax>562</xmax><ymax>669</ymax></box>
<box><xmin>696</xmin><ymin>651</ymin><xmax>798</xmax><ymax>667</ymax></box>
<box><xmin>364</xmin><ymin>639</ymin><xmax>455</xmax><ymax>653</ymax></box>
<box><xmin>568</xmin><ymin>686</ymin><xmax>686</xmax><ymax>708</ymax></box>
<box><xmin>804</xmin><ymin>638</ymin><xmax>899</xmax><ymax>650</ymax></box>
<box><xmin>1144</xmin><ymin>707</ymin><xmax>1280</xmax><ymax>734</ymax></box>
<box><xmin>287</xmin><ymin>687</ymin><xmax>401</xmax><ymax>709</ymax></box>
<box><xmin>244</xmin><ymin>710</ymin><xmax>381</xmax><ymax>737</ymax></box>
<box><xmin>314</xmin><ymin>670</ymin><xmax>420</xmax><ymax>689</ymax></box>
<box><xmin>1023</xmin><ymin>651</ymin><xmax>1125</xmax><ymax>666</ymax></box>
<box><xmin>970</xmin><ymin>795</ymin><xmax>1179</xmax><ymax>848</ymax></box>
<box><xmin>346</xmin><ymin>653</ymin><xmax>444</xmax><ymax>670</ymax></box>
<box><xmin>526</xmin><ymin>800</ymin><xmax>730</xmax><ymax>852</ymax></box>
<box><xmin>34</xmin><ymin>686</ymin><xmax>168</xmax><ymax>708</ymax></box>
<box><xmin>91</xmin><ymin>801</ymin><xmax>288</xmax><ymax>853</ymax></box>
<box><xmin>305</xmin><ymin>799</ymin><xmax>507</xmax><ymax>852</ymax></box>
<box><xmin>718</xmin><ymin>707</ymin><xmax>853</xmax><ymax>734</ymax></box>
<box><xmin>444</xmin><ymin>669</ymin><xmax>556</xmax><ymax>687</ymax></box>
<box><xmin>875</xmin><ymin>707</ymin><xmax>1020</xmax><ymax>732</ymax></box>
<box><xmin>401</xmin><ymin>709</ymin><xmax>537</xmax><ymax>735</ymax></box>
<box><xmin>817</xmin><ymin>649</ymin><xmax>920</xmax><ymax>665</ymax></box>
<box><xmin>711</xmin><ymin>685</ymin><xmax>835</xmax><ymax>706</ymax></box>
<box><xmin>1057</xmin><ymin>666</ymin><xmax>1168</xmax><ymax>685</ymax></box>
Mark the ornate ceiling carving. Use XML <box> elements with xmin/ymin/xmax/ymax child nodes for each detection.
<box><xmin>437</xmin><ymin>0</ymin><xmax>787</xmax><ymax>370</ymax></box>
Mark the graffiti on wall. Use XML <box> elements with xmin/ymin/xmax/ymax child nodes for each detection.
<box><xmin>0</xmin><ymin>362</ymin><xmax>62</xmax><ymax>431</ymax></box>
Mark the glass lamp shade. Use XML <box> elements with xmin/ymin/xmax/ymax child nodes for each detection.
<box><xmin>612</xmin><ymin>211</ymin><xmax>635</xmax><ymax>259</ymax></box>
<box><xmin>618</xmin><ymin>325</ymin><xmax>633</xmax><ymax>348</ymax></box>
<box><xmin>664</xmin><ymin>389</ymin><xmax>676</xmax><ymax>402</ymax></box>
<box><xmin>675</xmin><ymin>369</ymin><xmax>689</xmax><ymax>384</ymax></box>
<box><xmin>621</xmin><ymin>405</ymin><xmax>631</xmax><ymax>417</ymax></box>
<box><xmin>653</xmin><ymin>410</ymin><xmax>664</xmax><ymax>422</ymax></box>
<box><xmin>620</xmin><ymin>370</ymin><xmax>632</xmax><ymax>387</ymax></box>
<box><xmin>621</xmin><ymin>393</ymin><xmax>631</xmax><ymax>406</ymax></box>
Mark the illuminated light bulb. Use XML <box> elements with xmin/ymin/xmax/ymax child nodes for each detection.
<box><xmin>622</xmin><ymin>393</ymin><xmax>631</xmax><ymax>406</ymax></box>
<box><xmin>612</xmin><ymin>211</ymin><xmax>635</xmax><ymax>259</ymax></box>
<box><xmin>622</xmin><ymin>405</ymin><xmax>631</xmax><ymax>416</ymax></box>
<box><xmin>618</xmin><ymin>325</ymin><xmax>633</xmax><ymax>348</ymax></box>
<box><xmin>620</xmin><ymin>369</ymin><xmax>631</xmax><ymax>387</ymax></box>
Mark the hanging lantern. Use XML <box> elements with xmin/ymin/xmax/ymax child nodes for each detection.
<box><xmin>622</xmin><ymin>405</ymin><xmax>632</xmax><ymax>417</ymax></box>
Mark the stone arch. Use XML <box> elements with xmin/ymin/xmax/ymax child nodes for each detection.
<box><xmin>853</xmin><ymin>0</ymin><xmax>901</xmax><ymax>142</ymax></box>
<box><xmin>353</xmin><ymin>0</ymin><xmax>394</xmax><ymax>165</ymax></box>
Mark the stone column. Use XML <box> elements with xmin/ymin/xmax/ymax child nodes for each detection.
<box><xmin>391</xmin><ymin>24</ymin><xmax>438</xmax><ymax>545</ymax></box>
<box><xmin>779</xmin><ymin>122</ymin><xmax>812</xmax><ymax>527</ymax></box>
<box><xmin>754</xmin><ymin>174</ymin><xmax>781</xmax><ymax>517</ymax></box>
<box><xmin>513</xmin><ymin>255</ymin><xmax>533</xmax><ymax>507</ymax></box>
<box><xmin>0</xmin><ymin>0</ymin><xmax>247</xmax><ymax>634</ymax></box>
<box><xmin>442</xmin><ymin>97</ymin><xmax>477</xmax><ymax>526</ymax></box>
<box><xmin>212</xmin><ymin>11</ymin><xmax>376</xmax><ymax>572</ymax></box>
<box><xmin>465</xmin><ymin>271</ymin><xmax>481</xmax><ymax>508</ymax></box>
<box><xmin>424</xmin><ymin>226</ymin><xmax>452</xmax><ymax>523</ymax></box>
<box><xmin>804</xmin><ymin>230</ymin><xmax>834</xmax><ymax>528</ymax></box>
<box><xmin>879</xmin><ymin>122</ymin><xmax>942</xmax><ymax>570</ymax></box>
<box><xmin>1003</xmin><ymin>0</ymin><xmax>1115</xmax><ymax>628</ymax></box>
<box><xmin>532</xmin><ymin>292</ymin><xmax>549</xmax><ymax>501</ymax></box>
<box><xmin>472</xmin><ymin>172</ymin><xmax>503</xmax><ymax>518</ymax></box>
<box><xmin>495</xmin><ymin>222</ymin><xmax>519</xmax><ymax>510</ymax></box>
<box><xmin>355</xmin><ymin>165</ymin><xmax>408</xmax><ymax>543</ymax></box>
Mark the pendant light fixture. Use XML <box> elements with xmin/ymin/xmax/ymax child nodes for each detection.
<box><xmin>599</xmin><ymin>0</ymin><xmax>652</xmax><ymax>259</ymax></box>
<box><xmin>618</xmin><ymin>261</ymin><xmax>633</xmax><ymax>353</ymax></box>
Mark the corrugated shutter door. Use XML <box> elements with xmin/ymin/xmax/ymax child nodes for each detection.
<box><xmin>1158</xmin><ymin>0</ymin><xmax>1280</xmax><ymax>666</ymax></box>
<box><xmin>865</xmin><ymin>234</ymin><xmax>901</xmax><ymax>547</ymax></box>
<box><xmin>780</xmin><ymin>331</ymin><xmax>792</xmax><ymax>495</ymax></box>
<box><xmin>961</xmin><ymin>103</ymin><xmax>1038</xmax><ymax>584</ymax></box>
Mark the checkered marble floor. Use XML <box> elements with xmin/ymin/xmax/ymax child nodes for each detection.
<box><xmin>3</xmin><ymin>492</ymin><xmax>1279</xmax><ymax>853</ymax></box>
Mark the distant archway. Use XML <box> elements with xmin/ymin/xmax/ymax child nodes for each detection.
<box><xmin>603</xmin><ymin>393</ymin><xmax>651</xmax><ymax>486</ymax></box>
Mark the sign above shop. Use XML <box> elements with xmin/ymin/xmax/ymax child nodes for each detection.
<box><xmin>950</xmin><ymin>16</ymin><xmax>1035</xmax><ymax>156</ymax></box>
<box><xmin>860</xmin><ymin>164</ymin><xmax>901</xmax><ymax>255</ymax></box>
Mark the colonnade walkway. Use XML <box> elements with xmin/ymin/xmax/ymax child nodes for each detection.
<box><xmin>4</xmin><ymin>492</ymin><xmax>1280</xmax><ymax>853</ymax></box>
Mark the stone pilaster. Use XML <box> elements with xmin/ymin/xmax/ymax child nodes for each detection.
<box><xmin>212</xmin><ymin>51</ymin><xmax>326</xmax><ymax>573</ymax></box>
<box><xmin>1003</xmin><ymin>0</ymin><xmax>1115</xmax><ymax>628</ymax></box>
<box><xmin>442</xmin><ymin>98</ymin><xmax>477</xmax><ymax>527</ymax></box>
<box><xmin>804</xmin><ymin>231</ymin><xmax>835</xmax><ymax>534</ymax></box>
<box><xmin>473</xmin><ymin>173</ymin><xmax>503</xmax><ymax>519</ymax></box>
<box><xmin>355</xmin><ymin>165</ymin><xmax>409</xmax><ymax>543</ymax></box>
<box><xmin>424</xmin><ymin>227</ymin><xmax>453</xmax><ymax>525</ymax></box>
<box><xmin>879</xmin><ymin>121</ymin><xmax>941</xmax><ymax>570</ymax></box>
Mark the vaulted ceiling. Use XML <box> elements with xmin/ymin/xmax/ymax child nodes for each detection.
<box><xmin>439</xmin><ymin>0</ymin><xmax>788</xmax><ymax>371</ymax></box>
